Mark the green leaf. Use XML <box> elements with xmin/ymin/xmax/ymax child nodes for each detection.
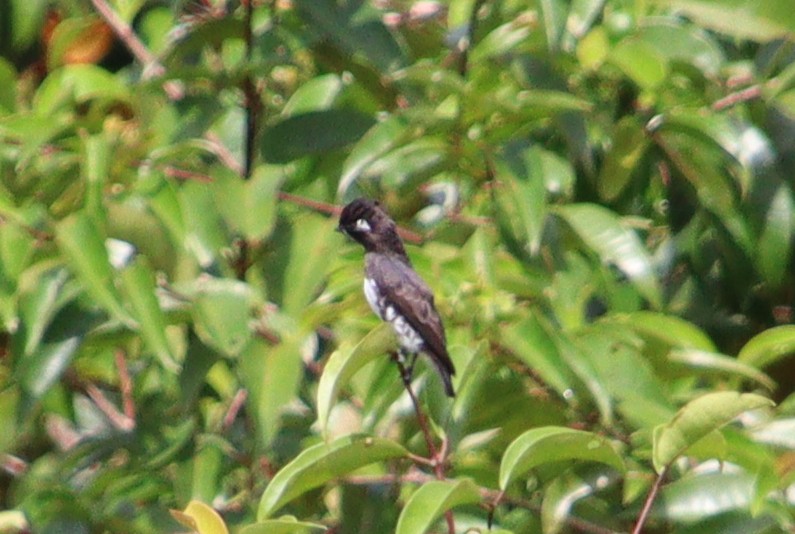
<box><xmin>118</xmin><ymin>256</ymin><xmax>178</xmax><ymax>372</ymax></box>
<box><xmin>755</xmin><ymin>182</ymin><xmax>793</xmax><ymax>287</ymax></box>
<box><xmin>737</xmin><ymin>325</ymin><xmax>795</xmax><ymax>370</ymax></box>
<box><xmin>294</xmin><ymin>0</ymin><xmax>406</xmax><ymax>72</ymax></box>
<box><xmin>654</xmin><ymin>0</ymin><xmax>795</xmax><ymax>42</ymax></box>
<box><xmin>281</xmin><ymin>214</ymin><xmax>338</xmax><ymax>316</ymax></box>
<box><xmin>492</xmin><ymin>143</ymin><xmax>547</xmax><ymax>257</ymax></box>
<box><xmin>652</xmin><ymin>392</ymin><xmax>774</xmax><ymax>472</ymax></box>
<box><xmin>170</xmin><ymin>500</ymin><xmax>229</xmax><ymax>534</ymax></box>
<box><xmin>191</xmin><ymin>277</ymin><xmax>256</xmax><ymax>357</ymax></box>
<box><xmin>501</xmin><ymin>314</ymin><xmax>577</xmax><ymax>399</ymax></box>
<box><xmin>499</xmin><ymin>427</ymin><xmax>625</xmax><ymax>490</ymax></box>
<box><xmin>668</xmin><ymin>349</ymin><xmax>775</xmax><ymax>391</ymax></box>
<box><xmin>555</xmin><ymin>204</ymin><xmax>662</xmax><ymax>308</ymax></box>
<box><xmin>317</xmin><ymin>323</ymin><xmax>396</xmax><ymax>433</ymax></box>
<box><xmin>610</xmin><ymin>37</ymin><xmax>668</xmax><ymax>89</ymax></box>
<box><xmin>261</xmin><ymin>109</ymin><xmax>375</xmax><ymax>163</ymax></box>
<box><xmin>0</xmin><ymin>58</ymin><xmax>17</xmax><ymax>113</ymax></box>
<box><xmin>338</xmin><ymin>116</ymin><xmax>409</xmax><ymax>197</ymax></box>
<box><xmin>179</xmin><ymin>180</ymin><xmax>229</xmax><ymax>268</ymax></box>
<box><xmin>282</xmin><ymin>74</ymin><xmax>343</xmax><ymax>116</ymax></box>
<box><xmin>240</xmin><ymin>518</ymin><xmax>328</xmax><ymax>534</ymax></box>
<box><xmin>605</xmin><ymin>312</ymin><xmax>716</xmax><ymax>351</ymax></box>
<box><xmin>54</xmin><ymin>213</ymin><xmax>133</xmax><ymax>325</ymax></box>
<box><xmin>239</xmin><ymin>335</ymin><xmax>305</xmax><ymax>446</ymax></box>
<box><xmin>656</xmin><ymin>471</ymin><xmax>756</xmax><ymax>523</ymax></box>
<box><xmin>214</xmin><ymin>165</ymin><xmax>283</xmax><ymax>241</ymax></box>
<box><xmin>541</xmin><ymin>470</ymin><xmax>613</xmax><ymax>534</ymax></box>
<box><xmin>470</xmin><ymin>21</ymin><xmax>531</xmax><ymax>62</ymax></box>
<box><xmin>34</xmin><ymin>64</ymin><xmax>128</xmax><ymax>114</ymax></box>
<box><xmin>257</xmin><ymin>434</ymin><xmax>408</xmax><ymax>520</ymax></box>
<box><xmin>635</xmin><ymin>21</ymin><xmax>725</xmax><ymax>77</ymax></box>
<box><xmin>395</xmin><ymin>480</ymin><xmax>482</xmax><ymax>534</ymax></box>
<box><xmin>597</xmin><ymin>117</ymin><xmax>649</xmax><ymax>201</ymax></box>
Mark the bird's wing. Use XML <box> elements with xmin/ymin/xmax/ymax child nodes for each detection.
<box><xmin>366</xmin><ymin>254</ymin><xmax>455</xmax><ymax>375</ymax></box>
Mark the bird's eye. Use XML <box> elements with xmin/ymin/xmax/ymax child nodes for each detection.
<box><xmin>354</xmin><ymin>218</ymin><xmax>372</xmax><ymax>232</ymax></box>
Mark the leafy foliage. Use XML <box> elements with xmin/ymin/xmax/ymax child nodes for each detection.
<box><xmin>1</xmin><ymin>0</ymin><xmax>795</xmax><ymax>532</ymax></box>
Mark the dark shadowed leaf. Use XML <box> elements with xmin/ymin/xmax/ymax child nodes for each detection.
<box><xmin>261</xmin><ymin>110</ymin><xmax>375</xmax><ymax>164</ymax></box>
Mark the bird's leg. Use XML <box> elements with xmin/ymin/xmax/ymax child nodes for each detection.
<box><xmin>395</xmin><ymin>349</ymin><xmax>417</xmax><ymax>389</ymax></box>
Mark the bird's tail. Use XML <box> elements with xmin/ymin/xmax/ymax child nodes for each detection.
<box><xmin>429</xmin><ymin>354</ymin><xmax>455</xmax><ymax>397</ymax></box>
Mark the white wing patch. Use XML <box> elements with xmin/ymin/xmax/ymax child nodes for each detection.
<box><xmin>354</xmin><ymin>218</ymin><xmax>372</xmax><ymax>232</ymax></box>
<box><xmin>363</xmin><ymin>277</ymin><xmax>382</xmax><ymax>318</ymax></box>
<box><xmin>363</xmin><ymin>277</ymin><xmax>424</xmax><ymax>353</ymax></box>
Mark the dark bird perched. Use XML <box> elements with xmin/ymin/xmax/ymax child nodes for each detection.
<box><xmin>338</xmin><ymin>198</ymin><xmax>456</xmax><ymax>397</ymax></box>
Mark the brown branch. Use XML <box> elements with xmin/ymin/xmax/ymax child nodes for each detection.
<box><xmin>393</xmin><ymin>352</ymin><xmax>455</xmax><ymax>534</ymax></box>
<box><xmin>711</xmin><ymin>85</ymin><xmax>762</xmax><ymax>111</ymax></box>
<box><xmin>632</xmin><ymin>466</ymin><xmax>667</xmax><ymax>534</ymax></box>
<box><xmin>223</xmin><ymin>389</ymin><xmax>249</xmax><ymax>431</ymax></box>
<box><xmin>85</xmin><ymin>383</ymin><xmax>135</xmax><ymax>432</ymax></box>
<box><xmin>115</xmin><ymin>349</ymin><xmax>136</xmax><ymax>421</ymax></box>
<box><xmin>89</xmin><ymin>0</ymin><xmax>183</xmax><ymax>100</ymax></box>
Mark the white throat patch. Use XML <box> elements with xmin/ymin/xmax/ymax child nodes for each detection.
<box><xmin>354</xmin><ymin>218</ymin><xmax>372</xmax><ymax>232</ymax></box>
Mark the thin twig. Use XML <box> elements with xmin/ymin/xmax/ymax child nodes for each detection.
<box><xmin>632</xmin><ymin>466</ymin><xmax>667</xmax><ymax>534</ymax></box>
<box><xmin>115</xmin><ymin>350</ymin><xmax>136</xmax><ymax>421</ymax></box>
<box><xmin>223</xmin><ymin>389</ymin><xmax>249</xmax><ymax>431</ymax></box>
<box><xmin>393</xmin><ymin>353</ymin><xmax>455</xmax><ymax>534</ymax></box>
<box><xmin>711</xmin><ymin>85</ymin><xmax>762</xmax><ymax>111</ymax></box>
<box><xmin>89</xmin><ymin>0</ymin><xmax>183</xmax><ymax>99</ymax></box>
<box><xmin>85</xmin><ymin>383</ymin><xmax>135</xmax><ymax>432</ymax></box>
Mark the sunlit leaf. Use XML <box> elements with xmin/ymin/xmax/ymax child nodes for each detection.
<box><xmin>395</xmin><ymin>480</ymin><xmax>482</xmax><ymax>534</ymax></box>
<box><xmin>170</xmin><ymin>500</ymin><xmax>229</xmax><ymax>534</ymax></box>
<box><xmin>317</xmin><ymin>323</ymin><xmax>396</xmax><ymax>433</ymax></box>
<box><xmin>652</xmin><ymin>392</ymin><xmax>774</xmax><ymax>472</ymax></box>
<box><xmin>499</xmin><ymin>427</ymin><xmax>624</xmax><ymax>490</ymax></box>
<box><xmin>257</xmin><ymin>434</ymin><xmax>408</xmax><ymax>519</ymax></box>
<box><xmin>668</xmin><ymin>349</ymin><xmax>775</xmax><ymax>391</ymax></box>
<box><xmin>653</xmin><ymin>0</ymin><xmax>795</xmax><ymax>41</ymax></box>
<box><xmin>119</xmin><ymin>256</ymin><xmax>178</xmax><ymax>371</ymax></box>
<box><xmin>737</xmin><ymin>325</ymin><xmax>795</xmax><ymax>369</ymax></box>
<box><xmin>555</xmin><ymin>204</ymin><xmax>662</xmax><ymax>307</ymax></box>
<box><xmin>54</xmin><ymin>213</ymin><xmax>134</xmax><ymax>325</ymax></box>
<box><xmin>240</xmin><ymin>518</ymin><xmax>328</xmax><ymax>534</ymax></box>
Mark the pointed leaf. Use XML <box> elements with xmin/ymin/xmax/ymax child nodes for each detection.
<box><xmin>55</xmin><ymin>213</ymin><xmax>133</xmax><ymax>325</ymax></box>
<box><xmin>240</xmin><ymin>518</ymin><xmax>327</xmax><ymax>534</ymax></box>
<box><xmin>395</xmin><ymin>480</ymin><xmax>481</xmax><ymax>534</ymax></box>
<box><xmin>118</xmin><ymin>257</ymin><xmax>178</xmax><ymax>371</ymax></box>
<box><xmin>656</xmin><ymin>471</ymin><xmax>756</xmax><ymax>522</ymax></box>
<box><xmin>191</xmin><ymin>278</ymin><xmax>256</xmax><ymax>357</ymax></box>
<box><xmin>737</xmin><ymin>325</ymin><xmax>795</xmax><ymax>370</ymax></box>
<box><xmin>257</xmin><ymin>434</ymin><xmax>408</xmax><ymax>520</ymax></box>
<box><xmin>240</xmin><ymin>335</ymin><xmax>305</xmax><ymax>446</ymax></box>
<box><xmin>170</xmin><ymin>500</ymin><xmax>229</xmax><ymax>534</ymax></box>
<box><xmin>652</xmin><ymin>392</ymin><xmax>774</xmax><ymax>472</ymax></box>
<box><xmin>668</xmin><ymin>349</ymin><xmax>775</xmax><ymax>391</ymax></box>
<box><xmin>605</xmin><ymin>311</ymin><xmax>716</xmax><ymax>351</ymax></box>
<box><xmin>597</xmin><ymin>117</ymin><xmax>649</xmax><ymax>201</ymax></box>
<box><xmin>499</xmin><ymin>427</ymin><xmax>624</xmax><ymax>490</ymax></box>
<box><xmin>555</xmin><ymin>204</ymin><xmax>661</xmax><ymax>308</ymax></box>
<box><xmin>317</xmin><ymin>323</ymin><xmax>396</xmax><ymax>432</ymax></box>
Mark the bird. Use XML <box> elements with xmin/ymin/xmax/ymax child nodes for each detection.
<box><xmin>338</xmin><ymin>198</ymin><xmax>456</xmax><ymax>397</ymax></box>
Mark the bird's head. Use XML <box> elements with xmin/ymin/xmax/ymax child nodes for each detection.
<box><xmin>338</xmin><ymin>198</ymin><xmax>405</xmax><ymax>255</ymax></box>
